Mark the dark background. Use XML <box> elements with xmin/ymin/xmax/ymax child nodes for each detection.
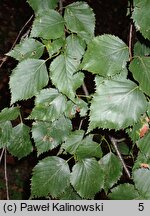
<box><xmin>0</xmin><ymin>0</ymin><xmax>130</xmax><ymax>199</ymax></box>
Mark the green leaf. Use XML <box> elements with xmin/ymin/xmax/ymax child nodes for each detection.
<box><xmin>0</xmin><ymin>121</ymin><xmax>12</xmax><ymax>148</ymax></box>
<box><xmin>32</xmin><ymin>116</ymin><xmax>72</xmax><ymax>155</ymax></box>
<box><xmin>81</xmin><ymin>35</ymin><xmax>129</xmax><ymax>76</ymax></box>
<box><xmin>9</xmin><ymin>59</ymin><xmax>49</xmax><ymax>104</ymax></box>
<box><xmin>129</xmin><ymin>56</ymin><xmax>150</xmax><ymax>96</ymax></box>
<box><xmin>108</xmin><ymin>184</ymin><xmax>139</xmax><ymax>200</ymax></box>
<box><xmin>59</xmin><ymin>185</ymin><xmax>81</xmax><ymax>200</ymax></box>
<box><xmin>0</xmin><ymin>107</ymin><xmax>20</xmax><ymax>122</ymax></box>
<box><xmin>49</xmin><ymin>116</ymin><xmax>72</xmax><ymax>142</ymax></box>
<box><xmin>64</xmin><ymin>2</ymin><xmax>95</xmax><ymax>43</ymax></box>
<box><xmin>30</xmin><ymin>10</ymin><xmax>64</xmax><ymax>40</ymax></box>
<box><xmin>99</xmin><ymin>153</ymin><xmax>123</xmax><ymax>192</ymax></box>
<box><xmin>32</xmin><ymin>121</ymin><xmax>55</xmax><ymax>156</ymax></box>
<box><xmin>132</xmin><ymin>0</ymin><xmax>150</xmax><ymax>39</ymax></box>
<box><xmin>62</xmin><ymin>130</ymin><xmax>85</xmax><ymax>155</ymax></box>
<box><xmin>65</xmin><ymin>35</ymin><xmax>86</xmax><ymax>60</ymax></box>
<box><xmin>28</xmin><ymin>88</ymin><xmax>67</xmax><ymax>122</ymax></box>
<box><xmin>147</xmin><ymin>102</ymin><xmax>150</xmax><ymax>117</ymax></box>
<box><xmin>31</xmin><ymin>156</ymin><xmax>70</xmax><ymax>198</ymax></box>
<box><xmin>44</xmin><ymin>38</ymin><xmax>64</xmax><ymax>58</ymax></box>
<box><xmin>133</xmin><ymin>169</ymin><xmax>150</xmax><ymax>199</ymax></box>
<box><xmin>70</xmin><ymin>158</ymin><xmax>104</xmax><ymax>198</ymax></box>
<box><xmin>76</xmin><ymin>135</ymin><xmax>102</xmax><ymax>159</ymax></box>
<box><xmin>134</xmin><ymin>41</ymin><xmax>150</xmax><ymax>56</ymax></box>
<box><xmin>88</xmin><ymin>76</ymin><xmax>147</xmax><ymax>131</ymax></box>
<box><xmin>50</xmin><ymin>55</ymin><xmax>84</xmax><ymax>99</ymax></box>
<box><xmin>62</xmin><ymin>131</ymin><xmax>102</xmax><ymax>159</ymax></box>
<box><xmin>137</xmin><ymin>132</ymin><xmax>150</xmax><ymax>158</ymax></box>
<box><xmin>6</xmin><ymin>38</ymin><xmax>44</xmax><ymax>61</ymax></box>
<box><xmin>50</xmin><ymin>35</ymin><xmax>85</xmax><ymax>99</ymax></box>
<box><xmin>32</xmin><ymin>120</ymin><xmax>68</xmax><ymax>156</ymax></box>
<box><xmin>27</xmin><ymin>0</ymin><xmax>58</xmax><ymax>13</ymax></box>
<box><xmin>8</xmin><ymin>123</ymin><xmax>33</xmax><ymax>159</ymax></box>
<box><xmin>116</xmin><ymin>142</ymin><xmax>130</xmax><ymax>155</ymax></box>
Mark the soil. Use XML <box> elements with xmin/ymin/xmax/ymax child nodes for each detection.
<box><xmin>0</xmin><ymin>0</ymin><xmax>130</xmax><ymax>199</ymax></box>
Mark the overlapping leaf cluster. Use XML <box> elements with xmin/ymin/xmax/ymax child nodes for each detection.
<box><xmin>0</xmin><ymin>0</ymin><xmax>150</xmax><ymax>199</ymax></box>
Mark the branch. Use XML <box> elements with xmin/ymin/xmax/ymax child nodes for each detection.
<box><xmin>109</xmin><ymin>136</ymin><xmax>131</xmax><ymax>179</ymax></box>
<box><xmin>0</xmin><ymin>14</ymin><xmax>34</xmax><ymax>69</ymax></box>
<box><xmin>129</xmin><ymin>0</ymin><xmax>134</xmax><ymax>61</ymax></box>
<box><xmin>0</xmin><ymin>148</ymin><xmax>5</xmax><ymax>164</ymax></box>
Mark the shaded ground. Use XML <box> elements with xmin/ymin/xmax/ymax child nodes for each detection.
<box><xmin>0</xmin><ymin>0</ymin><xmax>129</xmax><ymax>199</ymax></box>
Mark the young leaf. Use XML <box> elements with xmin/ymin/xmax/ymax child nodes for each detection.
<box><xmin>132</xmin><ymin>0</ymin><xmax>150</xmax><ymax>39</ymax></box>
<box><xmin>65</xmin><ymin>97</ymin><xmax>88</xmax><ymax>118</ymax></box>
<box><xmin>133</xmin><ymin>169</ymin><xmax>150</xmax><ymax>199</ymax></box>
<box><xmin>76</xmin><ymin>135</ymin><xmax>102</xmax><ymax>160</ymax></box>
<box><xmin>62</xmin><ymin>130</ymin><xmax>85</xmax><ymax>155</ymax></box>
<box><xmin>64</xmin><ymin>2</ymin><xmax>95</xmax><ymax>43</ymax></box>
<box><xmin>31</xmin><ymin>156</ymin><xmax>70</xmax><ymax>198</ymax></box>
<box><xmin>88</xmin><ymin>76</ymin><xmax>147</xmax><ymax>131</ymax></box>
<box><xmin>44</xmin><ymin>38</ymin><xmax>64</xmax><ymax>58</ymax></box>
<box><xmin>74</xmin><ymin>97</ymin><xmax>88</xmax><ymax>117</ymax></box>
<box><xmin>99</xmin><ymin>153</ymin><xmax>123</xmax><ymax>192</ymax></box>
<box><xmin>6</xmin><ymin>38</ymin><xmax>44</xmax><ymax>61</ymax></box>
<box><xmin>9</xmin><ymin>59</ymin><xmax>49</xmax><ymax>104</ymax></box>
<box><xmin>27</xmin><ymin>0</ymin><xmax>58</xmax><ymax>13</ymax></box>
<box><xmin>28</xmin><ymin>88</ymin><xmax>67</xmax><ymax>122</ymax></box>
<box><xmin>126</xmin><ymin>120</ymin><xmax>144</xmax><ymax>142</ymax></box>
<box><xmin>30</xmin><ymin>10</ymin><xmax>64</xmax><ymax>39</ymax></box>
<box><xmin>129</xmin><ymin>56</ymin><xmax>150</xmax><ymax>96</ymax></box>
<box><xmin>0</xmin><ymin>107</ymin><xmax>20</xmax><ymax>122</ymax></box>
<box><xmin>108</xmin><ymin>184</ymin><xmax>139</xmax><ymax>200</ymax></box>
<box><xmin>136</xmin><ymin>132</ymin><xmax>150</xmax><ymax>158</ymax></box>
<box><xmin>70</xmin><ymin>158</ymin><xmax>104</xmax><ymax>198</ymax></box>
<box><xmin>133</xmin><ymin>151</ymin><xmax>150</xmax><ymax>170</ymax></box>
<box><xmin>81</xmin><ymin>35</ymin><xmax>129</xmax><ymax>76</ymax></box>
<box><xmin>32</xmin><ymin>116</ymin><xmax>72</xmax><ymax>155</ymax></box>
<box><xmin>8</xmin><ymin>123</ymin><xmax>33</xmax><ymax>159</ymax></box>
<box><xmin>50</xmin><ymin>54</ymin><xmax>84</xmax><ymax>99</ymax></box>
<box><xmin>0</xmin><ymin>121</ymin><xmax>12</xmax><ymax>148</ymax></box>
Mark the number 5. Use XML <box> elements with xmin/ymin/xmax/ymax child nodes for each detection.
<box><xmin>138</xmin><ymin>203</ymin><xmax>144</xmax><ymax>211</ymax></box>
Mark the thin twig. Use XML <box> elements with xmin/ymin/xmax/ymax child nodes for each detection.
<box><xmin>78</xmin><ymin>118</ymin><xmax>84</xmax><ymax>130</ymax></box>
<box><xmin>4</xmin><ymin>148</ymin><xmax>9</xmax><ymax>200</ymax></box>
<box><xmin>10</xmin><ymin>14</ymin><xmax>34</xmax><ymax>50</ymax></box>
<box><xmin>109</xmin><ymin>136</ymin><xmax>131</xmax><ymax>179</ymax></box>
<box><xmin>129</xmin><ymin>0</ymin><xmax>134</xmax><ymax>61</ymax></box>
<box><xmin>0</xmin><ymin>14</ymin><xmax>34</xmax><ymax>69</ymax></box>
<box><xmin>82</xmin><ymin>81</ymin><xmax>90</xmax><ymax>98</ymax></box>
<box><xmin>129</xmin><ymin>23</ymin><xmax>133</xmax><ymax>61</ymax></box>
<box><xmin>0</xmin><ymin>148</ymin><xmax>5</xmax><ymax>164</ymax></box>
<box><xmin>0</xmin><ymin>56</ymin><xmax>7</xmax><ymax>68</ymax></box>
